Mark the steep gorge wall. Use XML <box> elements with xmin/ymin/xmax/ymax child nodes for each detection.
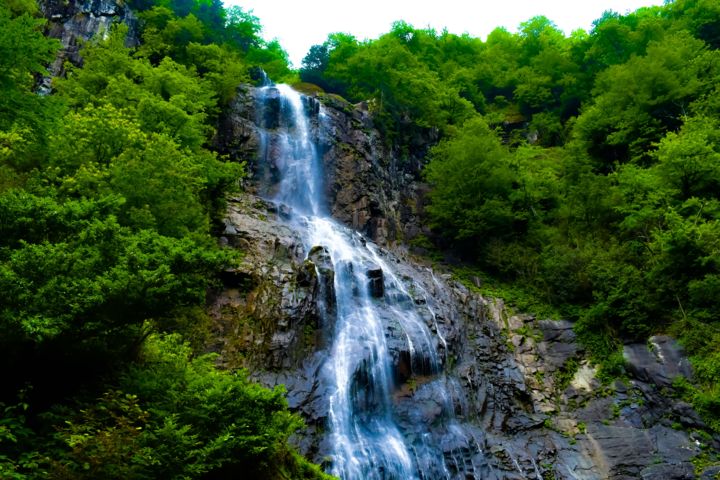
<box><xmin>216</xmin><ymin>86</ymin><xmax>428</xmax><ymax>247</ymax></box>
<box><xmin>212</xmin><ymin>85</ymin><xmax>719</xmax><ymax>479</ymax></box>
<box><xmin>212</xmin><ymin>191</ymin><xmax>715</xmax><ymax>479</ymax></box>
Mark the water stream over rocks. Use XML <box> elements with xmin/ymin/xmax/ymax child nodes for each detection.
<box><xmin>211</xmin><ymin>81</ymin><xmax>714</xmax><ymax>480</ymax></box>
<box><xmin>29</xmin><ymin>2</ymin><xmax>720</xmax><ymax>476</ymax></box>
<box><xmin>255</xmin><ymin>83</ymin><xmax>486</xmax><ymax>479</ymax></box>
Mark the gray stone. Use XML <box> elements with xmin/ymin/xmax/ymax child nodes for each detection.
<box><xmin>701</xmin><ymin>465</ymin><xmax>720</xmax><ymax>479</ymax></box>
<box><xmin>207</xmin><ymin>84</ymin><xmax>715</xmax><ymax>477</ymax></box>
<box><xmin>577</xmin><ymin>397</ymin><xmax>615</xmax><ymax>423</ymax></box>
<box><xmin>672</xmin><ymin>401</ymin><xmax>707</xmax><ymax>429</ymax></box>
<box><xmin>38</xmin><ymin>0</ymin><xmax>139</xmax><ymax>93</ymax></box>
<box><xmin>652</xmin><ymin>424</ymin><xmax>699</xmax><ymax>464</ymax></box>
<box><xmin>641</xmin><ymin>463</ymin><xmax>694</xmax><ymax>479</ymax></box>
<box><xmin>624</xmin><ymin>335</ymin><xmax>693</xmax><ymax>386</ymax></box>
<box><xmin>505</xmin><ymin>413</ymin><xmax>546</xmax><ymax>433</ymax></box>
<box><xmin>536</xmin><ymin>320</ymin><xmax>578</xmax><ymax>371</ymax></box>
<box><xmin>587</xmin><ymin>424</ymin><xmax>655</xmax><ymax>476</ymax></box>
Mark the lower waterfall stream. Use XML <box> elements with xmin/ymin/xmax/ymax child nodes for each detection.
<box><xmin>255</xmin><ymin>83</ymin><xmax>487</xmax><ymax>480</ymax></box>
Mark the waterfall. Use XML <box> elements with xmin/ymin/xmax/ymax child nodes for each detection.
<box><xmin>254</xmin><ymin>84</ymin><xmax>486</xmax><ymax>480</ymax></box>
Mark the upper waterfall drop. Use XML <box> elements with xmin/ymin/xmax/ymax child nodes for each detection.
<box><xmin>256</xmin><ymin>83</ymin><xmax>325</xmax><ymax>217</ymax></box>
<box><xmin>253</xmin><ymin>83</ymin><xmax>487</xmax><ymax>480</ymax></box>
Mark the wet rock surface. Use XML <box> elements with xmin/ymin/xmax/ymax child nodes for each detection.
<box><xmin>209</xmin><ymin>196</ymin><xmax>323</xmax><ymax>370</ymax></box>
<box><xmin>210</xmin><ymin>85</ymin><xmax>719</xmax><ymax>478</ymax></box>
<box><xmin>366</xmin><ymin>267</ymin><xmax>384</xmax><ymax>298</ymax></box>
<box><xmin>210</xmin><ymin>194</ymin><xmax>717</xmax><ymax>478</ymax></box>
<box><xmin>216</xmin><ymin>85</ymin><xmax>429</xmax><ymax>246</ymax></box>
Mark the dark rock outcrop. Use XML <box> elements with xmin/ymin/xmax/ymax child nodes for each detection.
<box><xmin>216</xmin><ymin>86</ymin><xmax>429</xmax><ymax>246</ymax></box>
<box><xmin>624</xmin><ymin>335</ymin><xmax>694</xmax><ymax>387</ymax></box>
<box><xmin>38</xmin><ymin>0</ymin><xmax>139</xmax><ymax>92</ymax></box>
<box><xmin>210</xmin><ymin>192</ymin><xmax>717</xmax><ymax>478</ymax></box>
<box><xmin>317</xmin><ymin>94</ymin><xmax>433</xmax><ymax>246</ymax></box>
<box><xmin>209</xmin><ymin>196</ymin><xmax>323</xmax><ymax>370</ymax></box>
<box><xmin>366</xmin><ymin>267</ymin><xmax>384</xmax><ymax>298</ymax></box>
<box><xmin>216</xmin><ymin>85</ymin><xmax>263</xmax><ymax>168</ymax></box>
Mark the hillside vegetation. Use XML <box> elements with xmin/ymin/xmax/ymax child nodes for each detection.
<box><xmin>0</xmin><ymin>1</ymin><xmax>326</xmax><ymax>478</ymax></box>
<box><xmin>300</xmin><ymin>0</ymin><xmax>720</xmax><ymax>428</ymax></box>
<box><xmin>0</xmin><ymin>0</ymin><xmax>719</xmax><ymax>477</ymax></box>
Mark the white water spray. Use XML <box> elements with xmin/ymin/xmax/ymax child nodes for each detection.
<box><xmin>255</xmin><ymin>83</ymin><xmax>486</xmax><ymax>479</ymax></box>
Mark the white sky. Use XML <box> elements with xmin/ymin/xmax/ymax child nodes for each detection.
<box><xmin>226</xmin><ymin>0</ymin><xmax>666</xmax><ymax>68</ymax></box>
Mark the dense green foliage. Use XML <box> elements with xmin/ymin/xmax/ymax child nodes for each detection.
<box><xmin>129</xmin><ymin>0</ymin><xmax>294</xmax><ymax>84</ymax></box>
<box><xmin>302</xmin><ymin>0</ymin><xmax>720</xmax><ymax>429</ymax></box>
<box><xmin>0</xmin><ymin>1</ymin><xmax>325</xmax><ymax>478</ymax></box>
<box><xmin>23</xmin><ymin>334</ymin><xmax>325</xmax><ymax>479</ymax></box>
<box><xmin>1</xmin><ymin>335</ymin><xmax>330</xmax><ymax>479</ymax></box>
<box><xmin>3</xmin><ymin>0</ymin><xmax>719</xmax><ymax>474</ymax></box>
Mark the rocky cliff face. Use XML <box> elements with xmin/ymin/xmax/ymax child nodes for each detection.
<box><xmin>217</xmin><ymin>86</ymin><xmax>428</xmax><ymax>247</ymax></box>
<box><xmin>211</xmin><ymin>85</ymin><xmax>719</xmax><ymax>478</ymax></box>
<box><xmin>38</xmin><ymin>0</ymin><xmax>138</xmax><ymax>92</ymax></box>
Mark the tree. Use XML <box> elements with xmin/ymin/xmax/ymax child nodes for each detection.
<box><xmin>655</xmin><ymin>116</ymin><xmax>720</xmax><ymax>199</ymax></box>
<box><xmin>223</xmin><ymin>5</ymin><xmax>262</xmax><ymax>51</ymax></box>
<box><xmin>45</xmin><ymin>335</ymin><xmax>332</xmax><ymax>479</ymax></box>
<box><xmin>666</xmin><ymin>0</ymin><xmax>720</xmax><ymax>49</ymax></box>
<box><xmin>0</xmin><ymin>5</ymin><xmax>60</xmax><ymax>170</ymax></box>
<box><xmin>574</xmin><ymin>33</ymin><xmax>707</xmax><ymax>167</ymax></box>
<box><xmin>300</xmin><ymin>43</ymin><xmax>331</xmax><ymax>87</ymax></box>
<box><xmin>424</xmin><ymin>117</ymin><xmax>516</xmax><ymax>246</ymax></box>
<box><xmin>584</xmin><ymin>7</ymin><xmax>666</xmax><ymax>72</ymax></box>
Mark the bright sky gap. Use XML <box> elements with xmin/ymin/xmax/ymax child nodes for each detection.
<box><xmin>226</xmin><ymin>0</ymin><xmax>667</xmax><ymax>67</ymax></box>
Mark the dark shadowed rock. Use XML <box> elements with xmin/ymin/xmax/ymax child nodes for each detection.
<box><xmin>537</xmin><ymin>319</ymin><xmax>579</xmax><ymax>370</ymax></box>
<box><xmin>38</xmin><ymin>0</ymin><xmax>139</xmax><ymax>92</ymax></box>
<box><xmin>624</xmin><ymin>335</ymin><xmax>693</xmax><ymax>386</ymax></box>
<box><xmin>307</xmin><ymin>245</ymin><xmax>336</xmax><ymax>321</ymax></box>
<box><xmin>588</xmin><ymin>425</ymin><xmax>655</xmax><ymax>477</ymax></box>
<box><xmin>576</xmin><ymin>396</ymin><xmax>615</xmax><ymax>423</ymax></box>
<box><xmin>653</xmin><ymin>424</ymin><xmax>699</xmax><ymax>464</ymax></box>
<box><xmin>641</xmin><ymin>463</ymin><xmax>694</xmax><ymax>479</ymax></box>
<box><xmin>701</xmin><ymin>465</ymin><xmax>720</xmax><ymax>479</ymax></box>
<box><xmin>366</xmin><ymin>267</ymin><xmax>384</xmax><ymax>298</ymax></box>
<box><xmin>505</xmin><ymin>412</ymin><xmax>546</xmax><ymax>433</ymax></box>
<box><xmin>672</xmin><ymin>401</ymin><xmax>707</xmax><ymax>429</ymax></box>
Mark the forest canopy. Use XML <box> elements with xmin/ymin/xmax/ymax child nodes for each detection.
<box><xmin>0</xmin><ymin>1</ymin><xmax>327</xmax><ymax>478</ymax></box>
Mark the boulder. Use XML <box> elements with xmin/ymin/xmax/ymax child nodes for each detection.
<box><xmin>624</xmin><ymin>335</ymin><xmax>693</xmax><ymax>386</ymax></box>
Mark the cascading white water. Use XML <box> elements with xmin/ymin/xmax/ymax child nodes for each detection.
<box><xmin>255</xmin><ymin>83</ymin><xmax>485</xmax><ymax>480</ymax></box>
